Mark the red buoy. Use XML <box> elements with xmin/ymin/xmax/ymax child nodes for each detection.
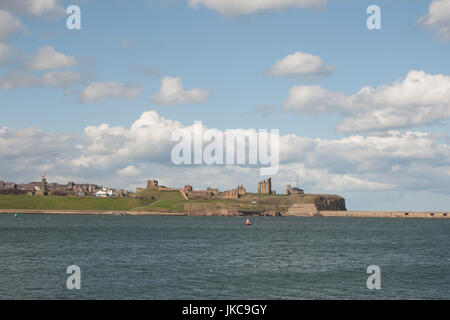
<box><xmin>245</xmin><ymin>218</ymin><xmax>251</xmax><ymax>226</ymax></box>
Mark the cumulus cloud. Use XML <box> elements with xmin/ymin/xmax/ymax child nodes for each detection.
<box><xmin>24</xmin><ymin>46</ymin><xmax>78</xmax><ymax>71</ymax></box>
<box><xmin>0</xmin><ymin>44</ymin><xmax>85</xmax><ymax>92</ymax></box>
<box><xmin>284</xmin><ymin>85</ymin><xmax>347</xmax><ymax>114</ymax></box>
<box><xmin>0</xmin><ymin>10</ymin><xmax>27</xmax><ymax>40</ymax></box>
<box><xmin>0</xmin><ymin>126</ymin><xmax>76</xmax><ymax>180</ymax></box>
<box><xmin>266</xmin><ymin>51</ymin><xmax>335</xmax><ymax>77</ymax></box>
<box><xmin>0</xmin><ymin>70</ymin><xmax>81</xmax><ymax>90</ymax></box>
<box><xmin>80</xmin><ymin>81</ymin><xmax>144</xmax><ymax>103</ymax></box>
<box><xmin>188</xmin><ymin>0</ymin><xmax>327</xmax><ymax>17</ymax></box>
<box><xmin>116</xmin><ymin>165</ymin><xmax>141</xmax><ymax>177</ymax></box>
<box><xmin>284</xmin><ymin>70</ymin><xmax>450</xmax><ymax>132</ymax></box>
<box><xmin>1</xmin><ymin>110</ymin><xmax>450</xmax><ymax>206</ymax></box>
<box><xmin>418</xmin><ymin>0</ymin><xmax>450</xmax><ymax>41</ymax></box>
<box><xmin>279</xmin><ymin>131</ymin><xmax>450</xmax><ymax>174</ymax></box>
<box><xmin>0</xmin><ymin>0</ymin><xmax>65</xmax><ymax>17</ymax></box>
<box><xmin>40</xmin><ymin>70</ymin><xmax>81</xmax><ymax>87</ymax></box>
<box><xmin>151</xmin><ymin>76</ymin><xmax>211</xmax><ymax>106</ymax></box>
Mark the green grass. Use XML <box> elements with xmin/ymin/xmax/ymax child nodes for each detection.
<box><xmin>135</xmin><ymin>189</ymin><xmax>184</xmax><ymax>201</ymax></box>
<box><xmin>0</xmin><ymin>194</ymin><xmax>155</xmax><ymax>211</ymax></box>
<box><xmin>0</xmin><ymin>190</ymin><xmax>344</xmax><ymax>213</ymax></box>
<box><xmin>134</xmin><ymin>189</ymin><xmax>187</xmax><ymax>212</ymax></box>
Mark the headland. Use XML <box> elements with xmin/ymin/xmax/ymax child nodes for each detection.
<box><xmin>0</xmin><ymin>177</ymin><xmax>448</xmax><ymax>219</ymax></box>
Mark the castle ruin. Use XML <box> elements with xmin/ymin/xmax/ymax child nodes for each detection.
<box><xmin>258</xmin><ymin>178</ymin><xmax>273</xmax><ymax>194</ymax></box>
<box><xmin>286</xmin><ymin>185</ymin><xmax>304</xmax><ymax>195</ymax></box>
<box><xmin>146</xmin><ymin>180</ymin><xmax>159</xmax><ymax>189</ymax></box>
<box><xmin>222</xmin><ymin>185</ymin><xmax>247</xmax><ymax>199</ymax></box>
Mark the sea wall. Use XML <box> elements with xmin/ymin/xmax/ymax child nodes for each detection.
<box><xmin>317</xmin><ymin>210</ymin><xmax>449</xmax><ymax>219</ymax></box>
<box><xmin>1</xmin><ymin>209</ymin><xmax>448</xmax><ymax>218</ymax></box>
<box><xmin>285</xmin><ymin>204</ymin><xmax>318</xmax><ymax>216</ymax></box>
<box><xmin>285</xmin><ymin>197</ymin><xmax>346</xmax><ymax>216</ymax></box>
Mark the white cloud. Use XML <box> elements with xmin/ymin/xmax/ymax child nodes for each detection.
<box><xmin>1</xmin><ymin>110</ymin><xmax>449</xmax><ymax>206</ymax></box>
<box><xmin>24</xmin><ymin>46</ymin><xmax>78</xmax><ymax>71</ymax></box>
<box><xmin>266</xmin><ymin>51</ymin><xmax>335</xmax><ymax>77</ymax></box>
<box><xmin>418</xmin><ymin>0</ymin><xmax>450</xmax><ymax>41</ymax></box>
<box><xmin>0</xmin><ymin>45</ymin><xmax>83</xmax><ymax>91</ymax></box>
<box><xmin>188</xmin><ymin>0</ymin><xmax>326</xmax><ymax>17</ymax></box>
<box><xmin>284</xmin><ymin>85</ymin><xmax>347</xmax><ymax>114</ymax></box>
<box><xmin>279</xmin><ymin>163</ymin><xmax>395</xmax><ymax>193</ymax></box>
<box><xmin>0</xmin><ymin>10</ymin><xmax>26</xmax><ymax>40</ymax></box>
<box><xmin>0</xmin><ymin>70</ymin><xmax>81</xmax><ymax>90</ymax></box>
<box><xmin>284</xmin><ymin>70</ymin><xmax>450</xmax><ymax>132</ymax></box>
<box><xmin>0</xmin><ymin>0</ymin><xmax>64</xmax><ymax>17</ymax></box>
<box><xmin>151</xmin><ymin>76</ymin><xmax>211</xmax><ymax>106</ymax></box>
<box><xmin>116</xmin><ymin>165</ymin><xmax>141</xmax><ymax>177</ymax></box>
<box><xmin>277</xmin><ymin>130</ymin><xmax>450</xmax><ymax>196</ymax></box>
<box><xmin>40</xmin><ymin>70</ymin><xmax>81</xmax><ymax>87</ymax></box>
<box><xmin>80</xmin><ymin>81</ymin><xmax>144</xmax><ymax>103</ymax></box>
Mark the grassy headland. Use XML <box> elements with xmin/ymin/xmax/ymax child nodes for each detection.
<box><xmin>0</xmin><ymin>189</ymin><xmax>345</xmax><ymax>214</ymax></box>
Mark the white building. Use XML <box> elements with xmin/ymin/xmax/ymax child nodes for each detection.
<box><xmin>94</xmin><ymin>189</ymin><xmax>114</xmax><ymax>198</ymax></box>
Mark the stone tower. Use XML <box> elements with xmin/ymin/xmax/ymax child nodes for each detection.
<box><xmin>41</xmin><ymin>175</ymin><xmax>48</xmax><ymax>196</ymax></box>
<box><xmin>257</xmin><ymin>177</ymin><xmax>272</xmax><ymax>194</ymax></box>
<box><xmin>146</xmin><ymin>180</ymin><xmax>159</xmax><ymax>189</ymax></box>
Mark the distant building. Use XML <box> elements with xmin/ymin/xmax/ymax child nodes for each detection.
<box><xmin>95</xmin><ymin>189</ymin><xmax>114</xmax><ymax>198</ymax></box>
<box><xmin>286</xmin><ymin>176</ymin><xmax>304</xmax><ymax>195</ymax></box>
<box><xmin>136</xmin><ymin>179</ymin><xmax>180</xmax><ymax>193</ymax></box>
<box><xmin>146</xmin><ymin>180</ymin><xmax>159</xmax><ymax>189</ymax></box>
<box><xmin>286</xmin><ymin>185</ymin><xmax>304</xmax><ymax>195</ymax></box>
<box><xmin>258</xmin><ymin>178</ymin><xmax>273</xmax><ymax>194</ymax></box>
<box><xmin>35</xmin><ymin>175</ymin><xmax>48</xmax><ymax>196</ymax></box>
<box><xmin>222</xmin><ymin>185</ymin><xmax>246</xmax><ymax>199</ymax></box>
<box><xmin>206</xmin><ymin>187</ymin><xmax>219</xmax><ymax>196</ymax></box>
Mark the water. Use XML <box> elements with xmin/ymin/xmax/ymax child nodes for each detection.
<box><xmin>0</xmin><ymin>214</ymin><xmax>449</xmax><ymax>299</ymax></box>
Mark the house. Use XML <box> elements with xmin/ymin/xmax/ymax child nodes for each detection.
<box><xmin>95</xmin><ymin>188</ymin><xmax>114</xmax><ymax>198</ymax></box>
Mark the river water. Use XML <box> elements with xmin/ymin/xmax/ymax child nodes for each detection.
<box><xmin>0</xmin><ymin>214</ymin><xmax>448</xmax><ymax>299</ymax></box>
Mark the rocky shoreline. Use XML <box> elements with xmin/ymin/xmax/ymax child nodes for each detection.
<box><xmin>0</xmin><ymin>209</ymin><xmax>448</xmax><ymax>219</ymax></box>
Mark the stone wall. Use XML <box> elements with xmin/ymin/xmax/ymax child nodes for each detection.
<box><xmin>286</xmin><ymin>185</ymin><xmax>304</xmax><ymax>195</ymax></box>
<box><xmin>285</xmin><ymin>204</ymin><xmax>318</xmax><ymax>216</ymax></box>
<box><xmin>318</xmin><ymin>210</ymin><xmax>449</xmax><ymax>219</ymax></box>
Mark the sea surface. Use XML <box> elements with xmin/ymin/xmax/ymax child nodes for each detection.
<box><xmin>0</xmin><ymin>214</ymin><xmax>449</xmax><ymax>299</ymax></box>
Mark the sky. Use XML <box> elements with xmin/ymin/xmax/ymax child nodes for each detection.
<box><xmin>0</xmin><ymin>0</ymin><xmax>449</xmax><ymax>211</ymax></box>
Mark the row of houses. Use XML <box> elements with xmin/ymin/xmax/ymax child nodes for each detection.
<box><xmin>0</xmin><ymin>176</ymin><xmax>127</xmax><ymax>198</ymax></box>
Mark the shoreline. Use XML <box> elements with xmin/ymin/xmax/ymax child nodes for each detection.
<box><xmin>0</xmin><ymin>209</ymin><xmax>449</xmax><ymax>219</ymax></box>
<box><xmin>0</xmin><ymin>209</ymin><xmax>186</xmax><ymax>216</ymax></box>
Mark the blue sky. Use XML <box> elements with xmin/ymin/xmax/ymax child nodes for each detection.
<box><xmin>1</xmin><ymin>0</ymin><xmax>449</xmax><ymax>211</ymax></box>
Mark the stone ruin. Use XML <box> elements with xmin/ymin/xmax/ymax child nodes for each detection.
<box><xmin>258</xmin><ymin>178</ymin><xmax>273</xmax><ymax>194</ymax></box>
<box><xmin>222</xmin><ymin>185</ymin><xmax>247</xmax><ymax>199</ymax></box>
<box><xmin>146</xmin><ymin>180</ymin><xmax>159</xmax><ymax>189</ymax></box>
<box><xmin>286</xmin><ymin>185</ymin><xmax>304</xmax><ymax>195</ymax></box>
